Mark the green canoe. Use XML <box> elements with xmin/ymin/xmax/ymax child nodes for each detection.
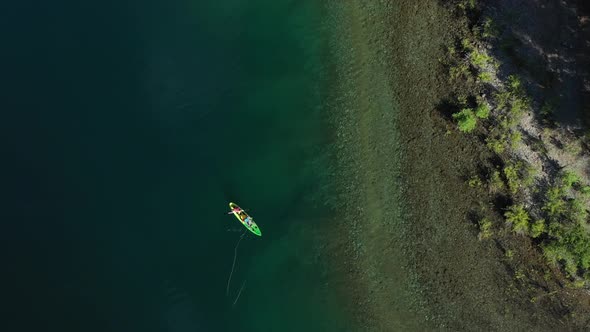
<box><xmin>229</xmin><ymin>202</ymin><xmax>262</xmax><ymax>236</ymax></box>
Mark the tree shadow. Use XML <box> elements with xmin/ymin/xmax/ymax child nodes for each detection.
<box><xmin>484</xmin><ymin>0</ymin><xmax>590</xmax><ymax>128</ymax></box>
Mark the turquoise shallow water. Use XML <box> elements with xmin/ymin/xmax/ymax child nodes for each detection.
<box><xmin>5</xmin><ymin>0</ymin><xmax>348</xmax><ymax>331</ymax></box>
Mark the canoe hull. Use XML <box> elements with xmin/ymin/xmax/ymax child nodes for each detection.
<box><xmin>229</xmin><ymin>202</ymin><xmax>262</xmax><ymax>236</ymax></box>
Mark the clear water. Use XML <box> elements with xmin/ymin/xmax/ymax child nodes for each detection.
<box><xmin>4</xmin><ymin>0</ymin><xmax>348</xmax><ymax>331</ymax></box>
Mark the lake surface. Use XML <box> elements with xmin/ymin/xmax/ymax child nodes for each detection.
<box><xmin>5</xmin><ymin>1</ymin><xmax>349</xmax><ymax>331</ymax></box>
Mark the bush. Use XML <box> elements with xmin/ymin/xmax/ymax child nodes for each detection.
<box><xmin>509</xmin><ymin>131</ymin><xmax>522</xmax><ymax>149</ymax></box>
<box><xmin>543</xmin><ymin>223</ymin><xmax>590</xmax><ymax>278</ymax></box>
<box><xmin>482</xmin><ymin>17</ymin><xmax>498</xmax><ymax>39</ymax></box>
<box><xmin>486</xmin><ymin>135</ymin><xmax>506</xmax><ymax>154</ymax></box>
<box><xmin>475</xmin><ymin>103</ymin><xmax>490</xmax><ymax>119</ymax></box>
<box><xmin>453</xmin><ymin>108</ymin><xmax>477</xmax><ymax>133</ymax></box>
<box><xmin>543</xmin><ymin>186</ymin><xmax>567</xmax><ymax>218</ymax></box>
<box><xmin>561</xmin><ymin>171</ymin><xmax>581</xmax><ymax>189</ymax></box>
<box><xmin>508</xmin><ymin>97</ymin><xmax>528</xmax><ymax>123</ymax></box>
<box><xmin>542</xmin><ymin>243</ymin><xmax>574</xmax><ymax>267</ymax></box>
<box><xmin>540</xmin><ymin>102</ymin><xmax>554</xmax><ymax>124</ymax></box>
<box><xmin>479</xmin><ymin>218</ymin><xmax>493</xmax><ymax>239</ymax></box>
<box><xmin>531</xmin><ymin>219</ymin><xmax>546</xmax><ymax>238</ymax></box>
<box><xmin>450</xmin><ymin>62</ymin><xmax>470</xmax><ymax>81</ymax></box>
<box><xmin>494</xmin><ymin>91</ymin><xmax>511</xmax><ymax>110</ymax></box>
<box><xmin>522</xmin><ymin>164</ymin><xmax>537</xmax><ymax>187</ymax></box>
<box><xmin>567</xmin><ymin>199</ymin><xmax>587</xmax><ymax>224</ymax></box>
<box><xmin>478</xmin><ymin>71</ymin><xmax>493</xmax><ymax>83</ymax></box>
<box><xmin>503</xmin><ymin>163</ymin><xmax>521</xmax><ymax>195</ymax></box>
<box><xmin>505</xmin><ymin>204</ymin><xmax>530</xmax><ymax>234</ymax></box>
<box><xmin>468</xmin><ymin>176</ymin><xmax>483</xmax><ymax>188</ymax></box>
<box><xmin>508</xmin><ymin>75</ymin><xmax>523</xmax><ymax>94</ymax></box>
<box><xmin>489</xmin><ymin>170</ymin><xmax>504</xmax><ymax>192</ymax></box>
<box><xmin>461</xmin><ymin>0</ymin><xmax>477</xmax><ymax>10</ymax></box>
<box><xmin>470</xmin><ymin>49</ymin><xmax>491</xmax><ymax>67</ymax></box>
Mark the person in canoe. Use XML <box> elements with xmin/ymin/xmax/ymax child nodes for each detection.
<box><xmin>244</xmin><ymin>216</ymin><xmax>253</xmax><ymax>227</ymax></box>
<box><xmin>227</xmin><ymin>206</ymin><xmax>252</xmax><ymax>225</ymax></box>
<box><xmin>227</xmin><ymin>206</ymin><xmax>243</xmax><ymax>215</ymax></box>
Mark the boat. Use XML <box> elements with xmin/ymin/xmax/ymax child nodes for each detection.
<box><xmin>229</xmin><ymin>202</ymin><xmax>262</xmax><ymax>236</ymax></box>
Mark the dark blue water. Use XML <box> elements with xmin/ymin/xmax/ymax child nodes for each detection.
<box><xmin>4</xmin><ymin>1</ymin><xmax>348</xmax><ymax>331</ymax></box>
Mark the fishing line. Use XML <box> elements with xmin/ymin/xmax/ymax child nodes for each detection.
<box><xmin>232</xmin><ymin>280</ymin><xmax>247</xmax><ymax>306</ymax></box>
<box><xmin>226</xmin><ymin>230</ymin><xmax>247</xmax><ymax>296</ymax></box>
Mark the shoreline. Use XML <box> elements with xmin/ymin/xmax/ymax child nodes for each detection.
<box><xmin>323</xmin><ymin>0</ymin><xmax>589</xmax><ymax>330</ymax></box>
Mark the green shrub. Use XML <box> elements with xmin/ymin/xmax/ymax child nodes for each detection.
<box><xmin>544</xmin><ymin>223</ymin><xmax>590</xmax><ymax>277</ymax></box>
<box><xmin>542</xmin><ymin>243</ymin><xmax>576</xmax><ymax>274</ymax></box>
<box><xmin>508</xmin><ymin>75</ymin><xmax>523</xmax><ymax>94</ymax></box>
<box><xmin>505</xmin><ymin>249</ymin><xmax>514</xmax><ymax>260</ymax></box>
<box><xmin>509</xmin><ymin>131</ymin><xmax>522</xmax><ymax>149</ymax></box>
<box><xmin>580</xmin><ymin>186</ymin><xmax>590</xmax><ymax>198</ymax></box>
<box><xmin>567</xmin><ymin>199</ymin><xmax>587</xmax><ymax>224</ymax></box>
<box><xmin>470</xmin><ymin>49</ymin><xmax>491</xmax><ymax>67</ymax></box>
<box><xmin>540</xmin><ymin>102</ymin><xmax>554</xmax><ymax>124</ymax></box>
<box><xmin>453</xmin><ymin>108</ymin><xmax>477</xmax><ymax>133</ymax></box>
<box><xmin>565</xmin><ymin>141</ymin><xmax>582</xmax><ymax>156</ymax></box>
<box><xmin>503</xmin><ymin>163</ymin><xmax>521</xmax><ymax>194</ymax></box>
<box><xmin>561</xmin><ymin>171</ymin><xmax>581</xmax><ymax>189</ymax></box>
<box><xmin>482</xmin><ymin>17</ymin><xmax>498</xmax><ymax>39</ymax></box>
<box><xmin>543</xmin><ymin>186</ymin><xmax>567</xmax><ymax>218</ymax></box>
<box><xmin>509</xmin><ymin>97</ymin><xmax>529</xmax><ymax>119</ymax></box>
<box><xmin>468</xmin><ymin>176</ymin><xmax>483</xmax><ymax>188</ymax></box>
<box><xmin>457</xmin><ymin>0</ymin><xmax>477</xmax><ymax>10</ymax></box>
<box><xmin>461</xmin><ymin>38</ymin><xmax>473</xmax><ymax>51</ymax></box>
<box><xmin>486</xmin><ymin>136</ymin><xmax>506</xmax><ymax>154</ymax></box>
<box><xmin>450</xmin><ymin>62</ymin><xmax>470</xmax><ymax>81</ymax></box>
<box><xmin>505</xmin><ymin>204</ymin><xmax>530</xmax><ymax>234</ymax></box>
<box><xmin>478</xmin><ymin>71</ymin><xmax>493</xmax><ymax>83</ymax></box>
<box><xmin>475</xmin><ymin>103</ymin><xmax>490</xmax><ymax>119</ymax></box>
<box><xmin>522</xmin><ymin>164</ymin><xmax>537</xmax><ymax>186</ymax></box>
<box><xmin>531</xmin><ymin>219</ymin><xmax>546</xmax><ymax>238</ymax></box>
<box><xmin>495</xmin><ymin>91</ymin><xmax>511</xmax><ymax>110</ymax></box>
<box><xmin>479</xmin><ymin>217</ymin><xmax>493</xmax><ymax>239</ymax></box>
<box><xmin>571</xmin><ymin>280</ymin><xmax>586</xmax><ymax>289</ymax></box>
<box><xmin>489</xmin><ymin>170</ymin><xmax>504</xmax><ymax>192</ymax></box>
